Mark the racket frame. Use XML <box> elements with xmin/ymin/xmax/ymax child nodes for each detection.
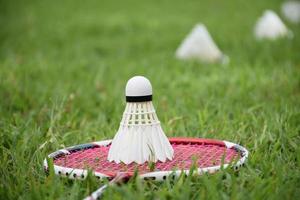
<box><xmin>44</xmin><ymin>137</ymin><xmax>248</xmax><ymax>181</ymax></box>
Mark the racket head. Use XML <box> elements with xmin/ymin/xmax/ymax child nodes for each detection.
<box><xmin>44</xmin><ymin>137</ymin><xmax>248</xmax><ymax>181</ymax></box>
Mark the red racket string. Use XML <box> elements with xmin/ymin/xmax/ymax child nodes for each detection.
<box><xmin>54</xmin><ymin>142</ymin><xmax>239</xmax><ymax>176</ymax></box>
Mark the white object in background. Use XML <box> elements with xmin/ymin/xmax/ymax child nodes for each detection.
<box><xmin>254</xmin><ymin>10</ymin><xmax>292</xmax><ymax>39</ymax></box>
<box><xmin>175</xmin><ymin>24</ymin><xmax>228</xmax><ymax>64</ymax></box>
<box><xmin>107</xmin><ymin>76</ymin><xmax>174</xmax><ymax>164</ymax></box>
<box><xmin>281</xmin><ymin>1</ymin><xmax>300</xmax><ymax>24</ymax></box>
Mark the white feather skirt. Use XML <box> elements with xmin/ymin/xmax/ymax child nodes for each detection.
<box><xmin>254</xmin><ymin>10</ymin><xmax>291</xmax><ymax>40</ymax></box>
<box><xmin>281</xmin><ymin>1</ymin><xmax>300</xmax><ymax>24</ymax></box>
<box><xmin>108</xmin><ymin>101</ymin><xmax>174</xmax><ymax>164</ymax></box>
<box><xmin>176</xmin><ymin>23</ymin><xmax>228</xmax><ymax>64</ymax></box>
<box><xmin>108</xmin><ymin>124</ymin><xmax>174</xmax><ymax>164</ymax></box>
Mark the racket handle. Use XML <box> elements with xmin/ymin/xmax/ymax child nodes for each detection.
<box><xmin>83</xmin><ymin>173</ymin><xmax>129</xmax><ymax>200</ymax></box>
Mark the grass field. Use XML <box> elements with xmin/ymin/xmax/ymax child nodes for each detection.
<box><xmin>1</xmin><ymin>0</ymin><xmax>300</xmax><ymax>199</ymax></box>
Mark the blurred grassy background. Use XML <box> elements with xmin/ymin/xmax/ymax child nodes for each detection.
<box><xmin>0</xmin><ymin>0</ymin><xmax>300</xmax><ymax>199</ymax></box>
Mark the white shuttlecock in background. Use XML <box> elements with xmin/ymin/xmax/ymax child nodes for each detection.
<box><xmin>175</xmin><ymin>24</ymin><xmax>229</xmax><ymax>64</ymax></box>
<box><xmin>254</xmin><ymin>10</ymin><xmax>292</xmax><ymax>40</ymax></box>
<box><xmin>108</xmin><ymin>76</ymin><xmax>174</xmax><ymax>164</ymax></box>
<box><xmin>281</xmin><ymin>1</ymin><xmax>300</xmax><ymax>24</ymax></box>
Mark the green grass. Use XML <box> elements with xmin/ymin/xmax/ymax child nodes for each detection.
<box><xmin>1</xmin><ymin>0</ymin><xmax>300</xmax><ymax>199</ymax></box>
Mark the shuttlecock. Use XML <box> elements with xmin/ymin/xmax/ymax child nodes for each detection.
<box><xmin>254</xmin><ymin>10</ymin><xmax>292</xmax><ymax>39</ymax></box>
<box><xmin>175</xmin><ymin>23</ymin><xmax>228</xmax><ymax>64</ymax></box>
<box><xmin>108</xmin><ymin>76</ymin><xmax>174</xmax><ymax>164</ymax></box>
<box><xmin>281</xmin><ymin>1</ymin><xmax>300</xmax><ymax>24</ymax></box>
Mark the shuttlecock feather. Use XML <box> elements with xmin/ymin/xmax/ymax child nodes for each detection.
<box><xmin>108</xmin><ymin>76</ymin><xmax>174</xmax><ymax>164</ymax></box>
<box><xmin>281</xmin><ymin>1</ymin><xmax>300</xmax><ymax>24</ymax></box>
<box><xmin>254</xmin><ymin>10</ymin><xmax>292</xmax><ymax>39</ymax></box>
<box><xmin>175</xmin><ymin>23</ymin><xmax>228</xmax><ymax>64</ymax></box>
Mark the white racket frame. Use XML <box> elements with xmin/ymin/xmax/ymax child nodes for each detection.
<box><xmin>44</xmin><ymin>138</ymin><xmax>248</xmax><ymax>181</ymax></box>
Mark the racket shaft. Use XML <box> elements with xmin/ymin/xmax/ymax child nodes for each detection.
<box><xmin>83</xmin><ymin>173</ymin><xmax>129</xmax><ymax>200</ymax></box>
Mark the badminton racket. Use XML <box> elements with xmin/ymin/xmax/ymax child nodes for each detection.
<box><xmin>44</xmin><ymin>137</ymin><xmax>248</xmax><ymax>199</ymax></box>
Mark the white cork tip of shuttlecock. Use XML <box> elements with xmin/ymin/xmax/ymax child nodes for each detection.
<box><xmin>281</xmin><ymin>1</ymin><xmax>300</xmax><ymax>24</ymax></box>
<box><xmin>254</xmin><ymin>10</ymin><xmax>292</xmax><ymax>40</ymax></box>
<box><xmin>175</xmin><ymin>23</ymin><xmax>228</xmax><ymax>64</ymax></box>
<box><xmin>107</xmin><ymin>76</ymin><xmax>174</xmax><ymax>164</ymax></box>
<box><xmin>125</xmin><ymin>76</ymin><xmax>152</xmax><ymax>97</ymax></box>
